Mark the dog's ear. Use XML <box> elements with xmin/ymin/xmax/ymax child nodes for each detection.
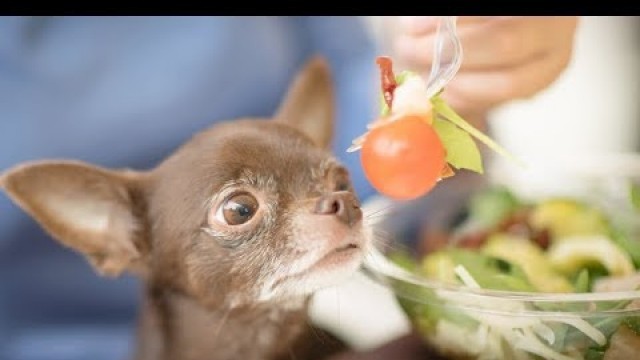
<box><xmin>1</xmin><ymin>161</ymin><xmax>147</xmax><ymax>277</ymax></box>
<box><xmin>275</xmin><ymin>56</ymin><xmax>335</xmax><ymax>149</ymax></box>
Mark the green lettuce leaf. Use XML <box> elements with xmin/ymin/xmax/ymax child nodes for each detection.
<box><xmin>441</xmin><ymin>249</ymin><xmax>537</xmax><ymax>292</ymax></box>
<box><xmin>388</xmin><ymin>250</ymin><xmax>479</xmax><ymax>332</ymax></box>
<box><xmin>432</xmin><ymin>117</ymin><xmax>483</xmax><ymax>173</ymax></box>
<box><xmin>395</xmin><ymin>70</ymin><xmax>414</xmax><ymax>85</ymax></box>
<box><xmin>584</xmin><ymin>347</ymin><xmax>606</xmax><ymax>360</ymax></box>
<box><xmin>623</xmin><ymin>316</ymin><xmax>640</xmax><ymax>336</ymax></box>
<box><xmin>573</xmin><ymin>268</ymin><xmax>590</xmax><ymax>293</ymax></box>
<box><xmin>468</xmin><ymin>186</ymin><xmax>520</xmax><ymax>227</ymax></box>
<box><xmin>610</xmin><ymin>228</ymin><xmax>640</xmax><ymax>269</ymax></box>
<box><xmin>431</xmin><ymin>95</ymin><xmax>524</xmax><ymax>168</ymax></box>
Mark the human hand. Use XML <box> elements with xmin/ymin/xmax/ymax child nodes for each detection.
<box><xmin>385</xmin><ymin>16</ymin><xmax>579</xmax><ymax>125</ymax></box>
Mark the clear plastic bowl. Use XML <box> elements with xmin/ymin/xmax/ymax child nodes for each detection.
<box><xmin>364</xmin><ymin>152</ymin><xmax>640</xmax><ymax>360</ymax></box>
<box><xmin>367</xmin><ymin>262</ymin><xmax>640</xmax><ymax>360</ymax></box>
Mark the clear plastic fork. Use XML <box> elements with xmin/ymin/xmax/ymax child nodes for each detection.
<box><xmin>425</xmin><ymin>16</ymin><xmax>463</xmax><ymax>99</ymax></box>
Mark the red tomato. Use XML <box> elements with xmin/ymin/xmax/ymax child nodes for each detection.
<box><xmin>361</xmin><ymin>115</ymin><xmax>446</xmax><ymax>200</ymax></box>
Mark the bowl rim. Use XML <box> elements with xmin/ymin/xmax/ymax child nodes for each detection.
<box><xmin>364</xmin><ymin>249</ymin><xmax>640</xmax><ymax>316</ymax></box>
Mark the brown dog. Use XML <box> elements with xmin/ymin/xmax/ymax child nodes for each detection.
<box><xmin>1</xmin><ymin>58</ymin><xmax>372</xmax><ymax>360</ymax></box>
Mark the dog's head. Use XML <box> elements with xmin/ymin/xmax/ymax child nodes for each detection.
<box><xmin>1</xmin><ymin>58</ymin><xmax>371</xmax><ymax>309</ymax></box>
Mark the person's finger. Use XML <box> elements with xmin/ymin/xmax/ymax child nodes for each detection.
<box><xmin>396</xmin><ymin>17</ymin><xmax>577</xmax><ymax>72</ymax></box>
<box><xmin>396</xmin><ymin>17</ymin><xmax>541</xmax><ymax>71</ymax></box>
<box><xmin>397</xmin><ymin>16</ymin><xmax>488</xmax><ymax>36</ymax></box>
<box><xmin>440</xmin><ymin>45</ymin><xmax>574</xmax><ymax>114</ymax></box>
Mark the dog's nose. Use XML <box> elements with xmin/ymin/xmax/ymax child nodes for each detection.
<box><xmin>313</xmin><ymin>191</ymin><xmax>362</xmax><ymax>227</ymax></box>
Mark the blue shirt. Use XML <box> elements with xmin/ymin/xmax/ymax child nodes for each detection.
<box><xmin>0</xmin><ymin>16</ymin><xmax>378</xmax><ymax>360</ymax></box>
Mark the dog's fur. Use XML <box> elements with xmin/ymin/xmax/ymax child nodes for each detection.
<box><xmin>1</xmin><ymin>58</ymin><xmax>372</xmax><ymax>360</ymax></box>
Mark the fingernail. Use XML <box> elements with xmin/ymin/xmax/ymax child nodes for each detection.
<box><xmin>398</xmin><ymin>16</ymin><xmax>438</xmax><ymax>34</ymax></box>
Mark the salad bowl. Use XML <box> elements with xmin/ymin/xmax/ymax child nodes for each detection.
<box><xmin>364</xmin><ymin>152</ymin><xmax>640</xmax><ymax>360</ymax></box>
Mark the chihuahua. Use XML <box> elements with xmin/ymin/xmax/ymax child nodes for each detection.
<box><xmin>1</xmin><ymin>58</ymin><xmax>372</xmax><ymax>360</ymax></box>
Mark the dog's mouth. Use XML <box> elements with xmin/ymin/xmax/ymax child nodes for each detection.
<box><xmin>270</xmin><ymin>241</ymin><xmax>364</xmax><ymax>292</ymax></box>
<box><xmin>314</xmin><ymin>242</ymin><xmax>361</xmax><ymax>267</ymax></box>
<box><xmin>335</xmin><ymin>242</ymin><xmax>360</xmax><ymax>253</ymax></box>
<box><xmin>300</xmin><ymin>241</ymin><xmax>362</xmax><ymax>275</ymax></box>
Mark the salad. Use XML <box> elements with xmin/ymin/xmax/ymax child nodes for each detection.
<box><xmin>385</xmin><ymin>185</ymin><xmax>640</xmax><ymax>360</ymax></box>
<box><xmin>348</xmin><ymin>56</ymin><xmax>517</xmax><ymax>201</ymax></box>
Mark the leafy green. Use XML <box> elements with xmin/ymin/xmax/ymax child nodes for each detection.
<box><xmin>431</xmin><ymin>95</ymin><xmax>524</xmax><ymax>168</ymax></box>
<box><xmin>468</xmin><ymin>186</ymin><xmax>520</xmax><ymax>227</ymax></box>
<box><xmin>569</xmin><ymin>265</ymin><xmax>608</xmax><ymax>295</ymax></box>
<box><xmin>406</xmin><ymin>287</ymin><xmax>479</xmax><ymax>335</ymax></box>
<box><xmin>564</xmin><ymin>316</ymin><xmax>621</xmax><ymax>355</ymax></box>
<box><xmin>576</xmin><ymin>265</ymin><xmax>610</xmax><ymax>293</ymax></box>
<box><xmin>573</xmin><ymin>269</ymin><xmax>591</xmax><ymax>293</ymax></box>
<box><xmin>395</xmin><ymin>70</ymin><xmax>413</xmax><ymax>86</ymax></box>
<box><xmin>388</xmin><ymin>251</ymin><xmax>478</xmax><ymax>332</ymax></box>
<box><xmin>623</xmin><ymin>316</ymin><xmax>640</xmax><ymax>335</ymax></box>
<box><xmin>422</xmin><ymin>251</ymin><xmax>458</xmax><ymax>283</ymax></box>
<box><xmin>610</xmin><ymin>228</ymin><xmax>640</xmax><ymax>269</ymax></box>
<box><xmin>432</xmin><ymin>117</ymin><xmax>483</xmax><ymax>173</ymax></box>
<box><xmin>584</xmin><ymin>347</ymin><xmax>607</xmax><ymax>360</ymax></box>
<box><xmin>387</xmin><ymin>251</ymin><xmax>419</xmax><ymax>273</ymax></box>
<box><xmin>546</xmin><ymin>322</ymin><xmax>571</xmax><ymax>352</ymax></box>
<box><xmin>443</xmin><ymin>249</ymin><xmax>536</xmax><ymax>292</ymax></box>
<box><xmin>580</xmin><ymin>315</ymin><xmax>640</xmax><ymax>360</ymax></box>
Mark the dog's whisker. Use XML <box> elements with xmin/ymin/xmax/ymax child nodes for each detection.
<box><xmin>212</xmin><ymin>307</ymin><xmax>233</xmax><ymax>343</ymax></box>
<box><xmin>364</xmin><ymin>208</ymin><xmax>399</xmax><ymax>220</ymax></box>
<box><xmin>363</xmin><ymin>202</ymin><xmax>398</xmax><ymax>217</ymax></box>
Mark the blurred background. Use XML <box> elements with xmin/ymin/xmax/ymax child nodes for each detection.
<box><xmin>0</xmin><ymin>16</ymin><xmax>639</xmax><ymax>360</ymax></box>
<box><xmin>492</xmin><ymin>16</ymin><xmax>640</xmax><ymax>156</ymax></box>
<box><xmin>490</xmin><ymin>16</ymin><xmax>640</xmax><ymax>196</ymax></box>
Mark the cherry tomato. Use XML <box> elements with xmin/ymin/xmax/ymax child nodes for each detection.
<box><xmin>361</xmin><ymin>115</ymin><xmax>446</xmax><ymax>200</ymax></box>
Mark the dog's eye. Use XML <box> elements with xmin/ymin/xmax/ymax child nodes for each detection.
<box><xmin>216</xmin><ymin>193</ymin><xmax>259</xmax><ymax>226</ymax></box>
<box><xmin>335</xmin><ymin>180</ymin><xmax>350</xmax><ymax>192</ymax></box>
